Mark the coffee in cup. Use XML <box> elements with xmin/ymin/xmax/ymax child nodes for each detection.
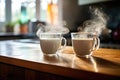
<box><xmin>71</xmin><ymin>32</ymin><xmax>100</xmax><ymax>57</ymax></box>
<box><xmin>39</xmin><ymin>33</ymin><xmax>66</xmax><ymax>56</ymax></box>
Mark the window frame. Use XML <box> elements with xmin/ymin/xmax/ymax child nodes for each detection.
<box><xmin>0</xmin><ymin>0</ymin><xmax>11</xmax><ymax>30</ymax></box>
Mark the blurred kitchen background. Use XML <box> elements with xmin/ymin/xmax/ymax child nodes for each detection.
<box><xmin>0</xmin><ymin>0</ymin><xmax>120</xmax><ymax>48</ymax></box>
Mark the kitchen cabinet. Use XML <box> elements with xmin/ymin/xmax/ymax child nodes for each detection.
<box><xmin>0</xmin><ymin>63</ymin><xmax>72</xmax><ymax>80</ymax></box>
<box><xmin>0</xmin><ymin>63</ymin><xmax>25</xmax><ymax>80</ymax></box>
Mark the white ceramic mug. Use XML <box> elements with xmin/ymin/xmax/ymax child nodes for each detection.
<box><xmin>71</xmin><ymin>32</ymin><xmax>100</xmax><ymax>57</ymax></box>
<box><xmin>39</xmin><ymin>33</ymin><xmax>66</xmax><ymax>56</ymax></box>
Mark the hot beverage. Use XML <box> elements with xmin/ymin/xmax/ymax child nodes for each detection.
<box><xmin>72</xmin><ymin>38</ymin><xmax>94</xmax><ymax>56</ymax></box>
<box><xmin>40</xmin><ymin>38</ymin><xmax>61</xmax><ymax>55</ymax></box>
<box><xmin>38</xmin><ymin>33</ymin><xmax>66</xmax><ymax>56</ymax></box>
<box><xmin>71</xmin><ymin>32</ymin><xmax>100</xmax><ymax>57</ymax></box>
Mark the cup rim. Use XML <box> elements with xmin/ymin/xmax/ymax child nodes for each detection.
<box><xmin>71</xmin><ymin>32</ymin><xmax>98</xmax><ymax>35</ymax></box>
<box><xmin>40</xmin><ymin>32</ymin><xmax>63</xmax><ymax>35</ymax></box>
<box><xmin>71</xmin><ymin>32</ymin><xmax>96</xmax><ymax>34</ymax></box>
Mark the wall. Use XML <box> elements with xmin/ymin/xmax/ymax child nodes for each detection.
<box><xmin>61</xmin><ymin>0</ymin><xmax>90</xmax><ymax>32</ymax></box>
<box><xmin>62</xmin><ymin>0</ymin><xmax>120</xmax><ymax>44</ymax></box>
<box><xmin>61</xmin><ymin>0</ymin><xmax>120</xmax><ymax>32</ymax></box>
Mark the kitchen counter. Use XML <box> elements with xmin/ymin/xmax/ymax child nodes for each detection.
<box><xmin>0</xmin><ymin>40</ymin><xmax>120</xmax><ymax>80</ymax></box>
<box><xmin>0</xmin><ymin>33</ymin><xmax>37</xmax><ymax>40</ymax></box>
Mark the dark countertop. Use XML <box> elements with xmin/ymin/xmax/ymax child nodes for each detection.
<box><xmin>0</xmin><ymin>33</ymin><xmax>37</xmax><ymax>40</ymax></box>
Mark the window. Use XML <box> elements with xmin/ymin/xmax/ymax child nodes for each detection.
<box><xmin>0</xmin><ymin>0</ymin><xmax>5</xmax><ymax>22</ymax></box>
<box><xmin>0</xmin><ymin>0</ymin><xmax>60</xmax><ymax>32</ymax></box>
<box><xmin>12</xmin><ymin>0</ymin><xmax>36</xmax><ymax>22</ymax></box>
<box><xmin>40</xmin><ymin>0</ymin><xmax>48</xmax><ymax>21</ymax></box>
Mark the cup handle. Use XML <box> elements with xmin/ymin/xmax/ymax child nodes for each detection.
<box><xmin>91</xmin><ymin>37</ymin><xmax>100</xmax><ymax>52</ymax></box>
<box><xmin>58</xmin><ymin>37</ymin><xmax>67</xmax><ymax>50</ymax></box>
<box><xmin>95</xmin><ymin>37</ymin><xmax>100</xmax><ymax>50</ymax></box>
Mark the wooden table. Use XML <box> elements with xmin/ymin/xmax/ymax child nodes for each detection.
<box><xmin>0</xmin><ymin>40</ymin><xmax>120</xmax><ymax>80</ymax></box>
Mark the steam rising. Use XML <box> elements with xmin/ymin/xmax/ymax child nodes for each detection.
<box><xmin>36</xmin><ymin>22</ymin><xmax>69</xmax><ymax>37</ymax></box>
<box><xmin>78</xmin><ymin>6</ymin><xmax>109</xmax><ymax>35</ymax></box>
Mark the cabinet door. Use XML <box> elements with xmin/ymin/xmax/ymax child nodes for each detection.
<box><xmin>0</xmin><ymin>63</ymin><xmax>25</xmax><ymax>80</ymax></box>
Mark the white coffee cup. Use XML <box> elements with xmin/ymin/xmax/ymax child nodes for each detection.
<box><xmin>39</xmin><ymin>33</ymin><xmax>66</xmax><ymax>56</ymax></box>
<box><xmin>71</xmin><ymin>32</ymin><xmax>100</xmax><ymax>57</ymax></box>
